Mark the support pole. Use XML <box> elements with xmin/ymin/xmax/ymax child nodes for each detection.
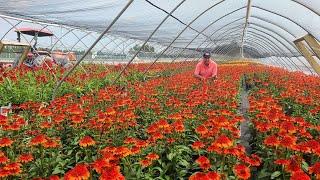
<box><xmin>240</xmin><ymin>0</ymin><xmax>252</xmax><ymax>58</ymax></box>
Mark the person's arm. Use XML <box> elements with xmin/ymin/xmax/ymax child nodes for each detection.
<box><xmin>194</xmin><ymin>64</ymin><xmax>204</xmax><ymax>80</ymax></box>
<box><xmin>212</xmin><ymin>62</ymin><xmax>218</xmax><ymax>79</ymax></box>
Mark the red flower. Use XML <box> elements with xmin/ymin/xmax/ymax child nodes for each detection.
<box><xmin>290</xmin><ymin>171</ymin><xmax>310</xmax><ymax>180</ymax></box>
<box><xmin>146</xmin><ymin>153</ymin><xmax>159</xmax><ymax>161</ymax></box>
<box><xmin>48</xmin><ymin>175</ymin><xmax>60</xmax><ymax>180</ymax></box>
<box><xmin>3</xmin><ymin>162</ymin><xmax>22</xmax><ymax>175</ymax></box>
<box><xmin>100</xmin><ymin>166</ymin><xmax>125</xmax><ymax>180</ymax></box>
<box><xmin>233</xmin><ymin>164</ymin><xmax>250</xmax><ymax>180</ymax></box>
<box><xmin>309</xmin><ymin>162</ymin><xmax>320</xmax><ymax>175</ymax></box>
<box><xmin>189</xmin><ymin>172</ymin><xmax>220</xmax><ymax>180</ymax></box>
<box><xmin>30</xmin><ymin>134</ymin><xmax>47</xmax><ymax>146</ymax></box>
<box><xmin>17</xmin><ymin>153</ymin><xmax>33</xmax><ymax>163</ymax></box>
<box><xmin>192</xmin><ymin>141</ymin><xmax>205</xmax><ymax>151</ymax></box>
<box><xmin>196</xmin><ymin>156</ymin><xmax>211</xmax><ymax>170</ymax></box>
<box><xmin>264</xmin><ymin>135</ymin><xmax>280</xmax><ymax>147</ymax></box>
<box><xmin>79</xmin><ymin>136</ymin><xmax>96</xmax><ymax>147</ymax></box>
<box><xmin>64</xmin><ymin>164</ymin><xmax>90</xmax><ymax>180</ymax></box>
<box><xmin>214</xmin><ymin>135</ymin><xmax>233</xmax><ymax>148</ymax></box>
<box><xmin>140</xmin><ymin>159</ymin><xmax>152</xmax><ymax>167</ymax></box>
<box><xmin>0</xmin><ymin>137</ymin><xmax>13</xmax><ymax>147</ymax></box>
<box><xmin>195</xmin><ymin>125</ymin><xmax>208</xmax><ymax>136</ymax></box>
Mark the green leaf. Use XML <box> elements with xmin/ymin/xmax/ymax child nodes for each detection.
<box><xmin>302</xmin><ymin>161</ymin><xmax>309</xmax><ymax>172</ymax></box>
<box><xmin>52</xmin><ymin>167</ymin><xmax>64</xmax><ymax>174</ymax></box>
<box><xmin>271</xmin><ymin>171</ymin><xmax>281</xmax><ymax>179</ymax></box>
<box><xmin>167</xmin><ymin>153</ymin><xmax>175</xmax><ymax>161</ymax></box>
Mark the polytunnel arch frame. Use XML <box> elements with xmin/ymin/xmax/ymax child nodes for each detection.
<box><xmin>0</xmin><ymin>0</ymin><xmax>318</xmax><ymax>99</ymax></box>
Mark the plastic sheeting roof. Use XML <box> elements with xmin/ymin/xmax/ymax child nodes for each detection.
<box><xmin>0</xmin><ymin>0</ymin><xmax>319</xmax><ymax>58</ymax></box>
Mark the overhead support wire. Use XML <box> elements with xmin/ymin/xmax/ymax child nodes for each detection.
<box><xmin>240</xmin><ymin>0</ymin><xmax>252</xmax><ymax>58</ymax></box>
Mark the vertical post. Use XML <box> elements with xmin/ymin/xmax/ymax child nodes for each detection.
<box><xmin>240</xmin><ymin>0</ymin><xmax>252</xmax><ymax>58</ymax></box>
<box><xmin>0</xmin><ymin>41</ymin><xmax>4</xmax><ymax>53</ymax></box>
<box><xmin>18</xmin><ymin>46</ymin><xmax>31</xmax><ymax>66</ymax></box>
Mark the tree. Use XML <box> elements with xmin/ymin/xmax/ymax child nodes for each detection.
<box><xmin>129</xmin><ymin>43</ymin><xmax>155</xmax><ymax>54</ymax></box>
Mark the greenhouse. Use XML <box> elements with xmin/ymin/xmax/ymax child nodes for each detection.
<box><xmin>0</xmin><ymin>0</ymin><xmax>319</xmax><ymax>179</ymax></box>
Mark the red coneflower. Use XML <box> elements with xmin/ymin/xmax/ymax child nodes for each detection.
<box><xmin>207</xmin><ymin>171</ymin><xmax>221</xmax><ymax>180</ymax></box>
<box><xmin>0</xmin><ymin>137</ymin><xmax>13</xmax><ymax>147</ymax></box>
<box><xmin>192</xmin><ymin>141</ymin><xmax>205</xmax><ymax>151</ymax></box>
<box><xmin>309</xmin><ymin>162</ymin><xmax>320</xmax><ymax>177</ymax></box>
<box><xmin>214</xmin><ymin>135</ymin><xmax>233</xmax><ymax>148</ymax></box>
<box><xmin>64</xmin><ymin>164</ymin><xmax>90</xmax><ymax>180</ymax></box>
<box><xmin>280</xmin><ymin>135</ymin><xmax>297</xmax><ymax>149</ymax></box>
<box><xmin>92</xmin><ymin>158</ymin><xmax>111</xmax><ymax>174</ymax></box>
<box><xmin>264</xmin><ymin>135</ymin><xmax>280</xmax><ymax>147</ymax></box>
<box><xmin>290</xmin><ymin>171</ymin><xmax>310</xmax><ymax>180</ymax></box>
<box><xmin>100</xmin><ymin>166</ymin><xmax>125</xmax><ymax>180</ymax></box>
<box><xmin>0</xmin><ymin>155</ymin><xmax>8</xmax><ymax>164</ymax></box>
<box><xmin>189</xmin><ymin>172</ymin><xmax>208</xmax><ymax>180</ymax></box>
<box><xmin>140</xmin><ymin>159</ymin><xmax>152</xmax><ymax>168</ymax></box>
<box><xmin>233</xmin><ymin>164</ymin><xmax>250</xmax><ymax>180</ymax></box>
<box><xmin>43</xmin><ymin>139</ymin><xmax>60</xmax><ymax>148</ymax></box>
<box><xmin>17</xmin><ymin>153</ymin><xmax>33</xmax><ymax>163</ymax></box>
<box><xmin>3</xmin><ymin>162</ymin><xmax>22</xmax><ymax>175</ymax></box>
<box><xmin>79</xmin><ymin>136</ymin><xmax>96</xmax><ymax>147</ymax></box>
<box><xmin>146</xmin><ymin>153</ymin><xmax>159</xmax><ymax>161</ymax></box>
<box><xmin>48</xmin><ymin>175</ymin><xmax>60</xmax><ymax>180</ymax></box>
<box><xmin>195</xmin><ymin>125</ymin><xmax>208</xmax><ymax>136</ymax></box>
<box><xmin>30</xmin><ymin>134</ymin><xmax>48</xmax><ymax>146</ymax></box>
<box><xmin>196</xmin><ymin>156</ymin><xmax>211</xmax><ymax>170</ymax></box>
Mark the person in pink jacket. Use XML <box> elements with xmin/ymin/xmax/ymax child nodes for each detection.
<box><xmin>194</xmin><ymin>52</ymin><xmax>218</xmax><ymax>81</ymax></box>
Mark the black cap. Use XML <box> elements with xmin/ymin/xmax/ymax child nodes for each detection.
<box><xmin>203</xmin><ymin>52</ymin><xmax>211</xmax><ymax>59</ymax></box>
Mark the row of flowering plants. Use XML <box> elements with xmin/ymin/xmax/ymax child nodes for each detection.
<box><xmin>0</xmin><ymin>64</ymin><xmax>263</xmax><ymax>179</ymax></box>
<box><xmin>0</xmin><ymin>62</ymin><xmax>186</xmax><ymax>107</ymax></box>
<box><xmin>245</xmin><ymin>66</ymin><xmax>320</xmax><ymax>179</ymax></box>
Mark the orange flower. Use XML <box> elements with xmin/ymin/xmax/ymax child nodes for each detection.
<box><xmin>43</xmin><ymin>139</ymin><xmax>60</xmax><ymax>148</ymax></box>
<box><xmin>214</xmin><ymin>135</ymin><xmax>233</xmax><ymax>148</ymax></box>
<box><xmin>3</xmin><ymin>162</ymin><xmax>22</xmax><ymax>175</ymax></box>
<box><xmin>0</xmin><ymin>168</ymin><xmax>10</xmax><ymax>178</ymax></box>
<box><xmin>233</xmin><ymin>164</ymin><xmax>250</xmax><ymax>180</ymax></box>
<box><xmin>274</xmin><ymin>159</ymin><xmax>290</xmax><ymax>166</ymax></box>
<box><xmin>290</xmin><ymin>171</ymin><xmax>310</xmax><ymax>180</ymax></box>
<box><xmin>30</xmin><ymin>134</ymin><xmax>47</xmax><ymax>146</ymax></box>
<box><xmin>79</xmin><ymin>136</ymin><xmax>96</xmax><ymax>147</ymax></box>
<box><xmin>146</xmin><ymin>153</ymin><xmax>159</xmax><ymax>161</ymax></box>
<box><xmin>280</xmin><ymin>135</ymin><xmax>297</xmax><ymax>149</ymax></box>
<box><xmin>192</xmin><ymin>141</ymin><xmax>205</xmax><ymax>151</ymax></box>
<box><xmin>189</xmin><ymin>172</ymin><xmax>220</xmax><ymax>180</ymax></box>
<box><xmin>64</xmin><ymin>164</ymin><xmax>90</xmax><ymax>180</ymax></box>
<box><xmin>140</xmin><ymin>159</ymin><xmax>152</xmax><ymax>167</ymax></box>
<box><xmin>309</xmin><ymin>162</ymin><xmax>320</xmax><ymax>175</ymax></box>
<box><xmin>195</xmin><ymin>125</ymin><xmax>208</xmax><ymax>136</ymax></box>
<box><xmin>263</xmin><ymin>135</ymin><xmax>280</xmax><ymax>147</ymax></box>
<box><xmin>100</xmin><ymin>166</ymin><xmax>125</xmax><ymax>180</ymax></box>
<box><xmin>0</xmin><ymin>155</ymin><xmax>8</xmax><ymax>164</ymax></box>
<box><xmin>207</xmin><ymin>171</ymin><xmax>220</xmax><ymax>180</ymax></box>
<box><xmin>48</xmin><ymin>175</ymin><xmax>60</xmax><ymax>180</ymax></box>
<box><xmin>189</xmin><ymin>172</ymin><xmax>208</xmax><ymax>180</ymax></box>
<box><xmin>196</xmin><ymin>156</ymin><xmax>211</xmax><ymax>170</ymax></box>
<box><xmin>17</xmin><ymin>153</ymin><xmax>33</xmax><ymax>163</ymax></box>
<box><xmin>92</xmin><ymin>158</ymin><xmax>111</xmax><ymax>174</ymax></box>
<box><xmin>0</xmin><ymin>137</ymin><xmax>13</xmax><ymax>147</ymax></box>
